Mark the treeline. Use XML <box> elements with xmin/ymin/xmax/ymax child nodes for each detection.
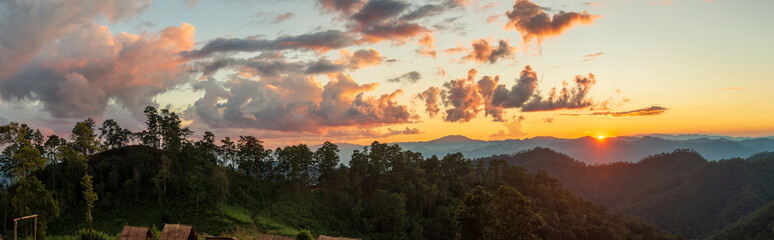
<box><xmin>483</xmin><ymin>147</ymin><xmax>774</xmax><ymax>239</ymax></box>
<box><xmin>0</xmin><ymin>106</ymin><xmax>682</xmax><ymax>239</ymax></box>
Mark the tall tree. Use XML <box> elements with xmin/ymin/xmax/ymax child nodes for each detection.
<box><xmin>237</xmin><ymin>136</ymin><xmax>270</xmax><ymax>179</ymax></box>
<box><xmin>60</xmin><ymin>119</ymin><xmax>102</xmax><ymax>240</ymax></box>
<box><xmin>11</xmin><ymin>177</ymin><xmax>60</xmax><ymax>238</ymax></box>
<box><xmin>314</xmin><ymin>141</ymin><xmax>340</xmax><ymax>186</ymax></box>
<box><xmin>98</xmin><ymin>119</ymin><xmax>131</xmax><ymax>150</ymax></box>
<box><xmin>0</xmin><ymin>122</ymin><xmax>45</xmax><ymax>181</ymax></box>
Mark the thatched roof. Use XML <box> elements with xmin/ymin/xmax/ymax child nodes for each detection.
<box><xmin>159</xmin><ymin>224</ymin><xmax>197</xmax><ymax>240</ymax></box>
<box><xmin>256</xmin><ymin>234</ymin><xmax>293</xmax><ymax>240</ymax></box>
<box><xmin>119</xmin><ymin>226</ymin><xmax>153</xmax><ymax>240</ymax></box>
<box><xmin>316</xmin><ymin>235</ymin><xmax>361</xmax><ymax>240</ymax></box>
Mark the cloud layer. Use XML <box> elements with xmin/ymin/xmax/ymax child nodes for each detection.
<box><xmin>189</xmin><ymin>73</ymin><xmax>415</xmax><ymax>132</ymax></box>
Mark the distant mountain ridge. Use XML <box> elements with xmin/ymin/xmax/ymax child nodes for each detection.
<box><xmin>323</xmin><ymin>134</ymin><xmax>774</xmax><ymax>165</ymax></box>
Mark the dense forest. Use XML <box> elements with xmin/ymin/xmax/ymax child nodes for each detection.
<box><xmin>0</xmin><ymin>106</ymin><xmax>687</xmax><ymax>240</ymax></box>
<box><xmin>481</xmin><ymin>147</ymin><xmax>774</xmax><ymax>239</ymax></box>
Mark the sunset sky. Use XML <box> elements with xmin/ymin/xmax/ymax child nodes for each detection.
<box><xmin>1</xmin><ymin>0</ymin><xmax>772</xmax><ymax>147</ymax></box>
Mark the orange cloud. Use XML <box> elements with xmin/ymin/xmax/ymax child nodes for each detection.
<box><xmin>505</xmin><ymin>0</ymin><xmax>599</xmax><ymax>44</ymax></box>
<box><xmin>0</xmin><ymin>23</ymin><xmax>195</xmax><ymax>118</ymax></box>
<box><xmin>463</xmin><ymin>39</ymin><xmax>515</xmax><ymax>64</ymax></box>
<box><xmin>563</xmin><ymin>106</ymin><xmax>669</xmax><ymax>117</ymax></box>
<box><xmin>444</xmin><ymin>43</ymin><xmax>469</xmax><ymax>54</ymax></box>
<box><xmin>417</xmin><ymin>33</ymin><xmax>437</xmax><ymax>58</ymax></box>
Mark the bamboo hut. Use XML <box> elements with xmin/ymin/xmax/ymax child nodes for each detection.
<box><xmin>119</xmin><ymin>226</ymin><xmax>154</xmax><ymax>240</ymax></box>
<box><xmin>159</xmin><ymin>224</ymin><xmax>197</xmax><ymax>240</ymax></box>
<box><xmin>316</xmin><ymin>235</ymin><xmax>361</xmax><ymax>240</ymax></box>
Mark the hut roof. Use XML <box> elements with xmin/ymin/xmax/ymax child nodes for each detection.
<box><xmin>159</xmin><ymin>224</ymin><xmax>197</xmax><ymax>240</ymax></box>
<box><xmin>255</xmin><ymin>234</ymin><xmax>293</xmax><ymax>240</ymax></box>
<box><xmin>119</xmin><ymin>226</ymin><xmax>153</xmax><ymax>240</ymax></box>
<box><xmin>316</xmin><ymin>235</ymin><xmax>361</xmax><ymax>240</ymax></box>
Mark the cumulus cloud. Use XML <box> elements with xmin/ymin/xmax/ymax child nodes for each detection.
<box><xmin>0</xmin><ymin>23</ymin><xmax>196</xmax><ymax>119</ymax></box>
<box><xmin>182</xmin><ymin>30</ymin><xmax>357</xmax><ymax>59</ymax></box>
<box><xmin>0</xmin><ymin>0</ymin><xmax>152</xmax><ymax>80</ymax></box>
<box><xmin>420</xmin><ymin>65</ymin><xmax>599</xmax><ymax>121</ymax></box>
<box><xmin>417</xmin><ymin>87</ymin><xmax>442</xmax><ymax>118</ymax></box>
<box><xmin>562</xmin><ymin>106</ymin><xmax>668</xmax><ymax>117</ymax></box>
<box><xmin>440</xmin><ymin>69</ymin><xmax>484</xmax><ymax>122</ymax></box>
<box><xmin>387</xmin><ymin>71</ymin><xmax>422</xmax><ymax>83</ymax></box>
<box><xmin>505</xmin><ymin>0</ymin><xmax>599</xmax><ymax>44</ymax></box>
<box><xmin>521</xmin><ymin>73</ymin><xmax>596</xmax><ymax>112</ymax></box>
<box><xmin>189</xmin><ymin>73</ymin><xmax>415</xmax><ymax>132</ymax></box>
<box><xmin>463</xmin><ymin>39</ymin><xmax>515</xmax><ymax>64</ymax></box>
<box><xmin>491</xmin><ymin>65</ymin><xmax>539</xmax><ymax>109</ymax></box>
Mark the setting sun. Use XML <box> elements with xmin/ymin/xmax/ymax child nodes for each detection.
<box><xmin>598</xmin><ymin>135</ymin><xmax>606</xmax><ymax>140</ymax></box>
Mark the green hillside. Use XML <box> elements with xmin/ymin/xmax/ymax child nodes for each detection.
<box><xmin>709</xmin><ymin>201</ymin><xmax>774</xmax><ymax>240</ymax></box>
<box><xmin>0</xmin><ymin>108</ymin><xmax>682</xmax><ymax>239</ymax></box>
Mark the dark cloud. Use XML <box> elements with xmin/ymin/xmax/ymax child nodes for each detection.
<box><xmin>351</xmin><ymin>0</ymin><xmax>409</xmax><ymax>26</ymax></box>
<box><xmin>358</xmin><ymin>21</ymin><xmax>428</xmax><ymax>43</ymax></box>
<box><xmin>505</xmin><ymin>0</ymin><xmax>599</xmax><ymax>43</ymax></box>
<box><xmin>400</xmin><ymin>1</ymin><xmax>459</xmax><ymax>21</ymax></box>
<box><xmin>521</xmin><ymin>73</ymin><xmax>596</xmax><ymax>112</ymax></box>
<box><xmin>198</xmin><ymin>48</ymin><xmax>383</xmax><ymax>76</ymax></box>
<box><xmin>491</xmin><ymin>65</ymin><xmax>539</xmax><ymax>109</ymax></box>
<box><xmin>318</xmin><ymin>0</ymin><xmax>366</xmax><ymax>14</ymax></box>
<box><xmin>464</xmin><ymin>39</ymin><xmax>515</xmax><ymax>64</ymax></box>
<box><xmin>0</xmin><ymin>0</ymin><xmax>152</xmax><ymax>80</ymax></box>
<box><xmin>314</xmin><ymin>0</ymin><xmax>458</xmax><ymax>44</ymax></box>
<box><xmin>387</xmin><ymin>71</ymin><xmax>421</xmax><ymax>83</ymax></box>
<box><xmin>0</xmin><ymin>23</ymin><xmax>195</xmax><ymax>119</ymax></box>
<box><xmin>182</xmin><ymin>30</ymin><xmax>357</xmax><ymax>59</ymax></box>
<box><xmin>190</xmin><ymin>73</ymin><xmax>415</xmax><ymax>132</ymax></box>
<box><xmin>477</xmin><ymin>75</ymin><xmax>505</xmax><ymax>121</ymax></box>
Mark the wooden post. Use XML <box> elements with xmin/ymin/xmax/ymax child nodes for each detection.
<box><xmin>34</xmin><ymin>217</ymin><xmax>37</xmax><ymax>240</ymax></box>
<box><xmin>14</xmin><ymin>220</ymin><xmax>16</xmax><ymax>240</ymax></box>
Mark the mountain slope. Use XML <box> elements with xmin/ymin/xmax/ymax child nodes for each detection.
<box><xmin>481</xmin><ymin>148</ymin><xmax>774</xmax><ymax>238</ymax></box>
<box><xmin>709</xmin><ymin>201</ymin><xmax>774</xmax><ymax>240</ymax></box>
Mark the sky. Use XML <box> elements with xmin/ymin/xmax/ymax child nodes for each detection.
<box><xmin>0</xmin><ymin>0</ymin><xmax>772</xmax><ymax>147</ymax></box>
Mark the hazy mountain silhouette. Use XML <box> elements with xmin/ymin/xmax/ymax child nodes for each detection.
<box><xmin>324</xmin><ymin>135</ymin><xmax>774</xmax><ymax>164</ymax></box>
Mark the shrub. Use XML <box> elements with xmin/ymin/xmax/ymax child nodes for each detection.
<box><xmin>295</xmin><ymin>230</ymin><xmax>313</xmax><ymax>240</ymax></box>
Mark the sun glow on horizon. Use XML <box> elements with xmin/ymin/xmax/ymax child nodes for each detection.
<box><xmin>597</xmin><ymin>135</ymin><xmax>606</xmax><ymax>140</ymax></box>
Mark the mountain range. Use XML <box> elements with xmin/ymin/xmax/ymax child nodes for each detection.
<box><xmin>328</xmin><ymin>134</ymin><xmax>774</xmax><ymax>164</ymax></box>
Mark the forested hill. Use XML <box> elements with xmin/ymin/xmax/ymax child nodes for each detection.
<box><xmin>480</xmin><ymin>147</ymin><xmax>774</xmax><ymax>239</ymax></box>
<box><xmin>0</xmin><ymin>108</ymin><xmax>683</xmax><ymax>240</ymax></box>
